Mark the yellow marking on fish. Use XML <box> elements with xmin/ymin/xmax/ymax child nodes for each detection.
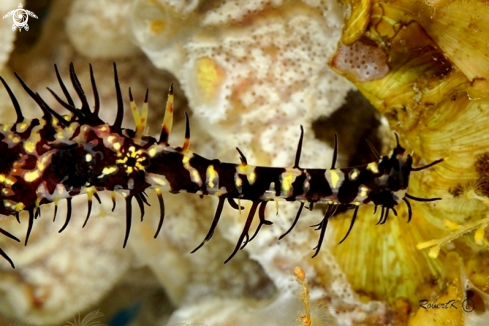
<box><xmin>130</xmin><ymin>99</ymin><xmax>141</xmax><ymax>127</ymax></box>
<box><xmin>56</xmin><ymin>185</ymin><xmax>66</xmax><ymax>195</ymax></box>
<box><xmin>349</xmin><ymin>168</ymin><xmax>360</xmax><ymax>181</ymax></box>
<box><xmin>248</xmin><ymin>171</ymin><xmax>256</xmax><ymax>184</ymax></box>
<box><xmin>7</xmin><ymin>133</ymin><xmax>20</xmax><ymax>144</ymax></box>
<box><xmin>1</xmin><ymin>188</ymin><xmax>14</xmax><ymax>196</ymax></box>
<box><xmin>235</xmin><ymin>175</ymin><xmax>243</xmax><ymax>188</ymax></box>
<box><xmin>116</xmin><ymin>147</ymin><xmax>146</xmax><ymax>174</ymax></box>
<box><xmin>99</xmin><ymin>166</ymin><xmax>119</xmax><ymax>178</ymax></box>
<box><xmin>329</xmin><ymin>169</ymin><xmax>340</xmax><ymax>189</ymax></box>
<box><xmin>237</xmin><ymin>165</ymin><xmax>257</xmax><ymax>185</ymax></box>
<box><xmin>206</xmin><ymin>165</ymin><xmax>219</xmax><ymax>188</ymax></box>
<box><xmin>214</xmin><ymin>187</ymin><xmax>228</xmax><ymax>197</ymax></box>
<box><xmin>3</xmin><ymin>177</ymin><xmax>15</xmax><ymax>187</ymax></box>
<box><xmin>36</xmin><ymin>155</ymin><xmax>51</xmax><ymax>173</ymax></box>
<box><xmin>3</xmin><ymin>200</ymin><xmax>13</xmax><ymax>209</ymax></box>
<box><xmin>86</xmin><ymin>186</ymin><xmax>95</xmax><ymax>199</ymax></box>
<box><xmin>280</xmin><ymin>169</ymin><xmax>303</xmax><ymax>197</ymax></box>
<box><xmin>3</xmin><ymin>200</ymin><xmax>24</xmax><ymax>212</ymax></box>
<box><xmin>135</xmin><ymin>160</ymin><xmax>145</xmax><ymax>171</ymax></box>
<box><xmin>107</xmin><ymin>135</ymin><xmax>123</xmax><ymax>151</ymax></box>
<box><xmin>359</xmin><ymin>185</ymin><xmax>369</xmax><ymax>197</ymax></box>
<box><xmin>281</xmin><ymin>172</ymin><xmax>295</xmax><ymax>194</ymax></box>
<box><xmin>237</xmin><ymin>164</ymin><xmax>249</xmax><ymax>174</ymax></box>
<box><xmin>130</xmin><ymin>97</ymin><xmax>148</xmax><ymax>140</ymax></box>
<box><xmin>152</xmin><ymin>176</ymin><xmax>169</xmax><ymax>187</ymax></box>
<box><xmin>140</xmin><ymin>102</ymin><xmax>148</xmax><ymax>129</ymax></box>
<box><xmin>367</xmin><ymin>162</ymin><xmax>379</xmax><ymax>174</ymax></box>
<box><xmin>16</xmin><ymin>122</ymin><xmax>29</xmax><ymax>133</ymax></box>
<box><xmin>160</xmin><ymin>86</ymin><xmax>174</xmax><ymax>145</ymax></box>
<box><xmin>85</xmin><ymin>153</ymin><xmax>93</xmax><ymax>162</ymax></box>
<box><xmin>24</xmin><ymin>170</ymin><xmax>41</xmax><ymax>182</ymax></box>
<box><xmin>155</xmin><ymin>188</ymin><xmax>163</xmax><ymax>197</ymax></box>
<box><xmin>120</xmin><ymin>191</ymin><xmax>129</xmax><ymax>198</ymax></box>
<box><xmin>182</xmin><ymin>155</ymin><xmax>202</xmax><ymax>186</ymax></box>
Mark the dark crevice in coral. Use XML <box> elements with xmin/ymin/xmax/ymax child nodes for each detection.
<box><xmin>312</xmin><ymin>89</ymin><xmax>382</xmax><ymax>167</ymax></box>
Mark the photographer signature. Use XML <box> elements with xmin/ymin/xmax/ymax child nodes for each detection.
<box><xmin>419</xmin><ymin>299</ymin><xmax>474</xmax><ymax>312</ymax></box>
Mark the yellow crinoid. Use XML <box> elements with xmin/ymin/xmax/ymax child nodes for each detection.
<box><xmin>328</xmin><ymin>0</ymin><xmax>489</xmax><ymax>323</ymax></box>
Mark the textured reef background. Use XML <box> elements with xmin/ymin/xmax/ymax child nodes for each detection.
<box><xmin>0</xmin><ymin>0</ymin><xmax>488</xmax><ymax>325</ymax></box>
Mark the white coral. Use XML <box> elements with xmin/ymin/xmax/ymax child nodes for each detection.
<box><xmin>66</xmin><ymin>0</ymin><xmax>139</xmax><ymax>58</ymax></box>
<box><xmin>0</xmin><ymin>0</ymin><xmax>18</xmax><ymax>70</ymax></box>
<box><xmin>131</xmin><ymin>0</ymin><xmax>352</xmax><ymax>164</ymax></box>
<box><xmin>0</xmin><ymin>193</ymin><xmax>131</xmax><ymax>324</ymax></box>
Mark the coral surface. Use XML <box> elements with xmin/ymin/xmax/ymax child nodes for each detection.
<box><xmin>331</xmin><ymin>0</ymin><xmax>489</xmax><ymax>324</ymax></box>
<box><xmin>0</xmin><ymin>0</ymin><xmax>18</xmax><ymax>71</ymax></box>
<box><xmin>4</xmin><ymin>0</ymin><xmax>479</xmax><ymax>325</ymax></box>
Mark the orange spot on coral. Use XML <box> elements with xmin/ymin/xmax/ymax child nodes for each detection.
<box><xmin>195</xmin><ymin>57</ymin><xmax>226</xmax><ymax>102</ymax></box>
<box><xmin>150</xmin><ymin>20</ymin><xmax>166</xmax><ymax>34</ymax></box>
